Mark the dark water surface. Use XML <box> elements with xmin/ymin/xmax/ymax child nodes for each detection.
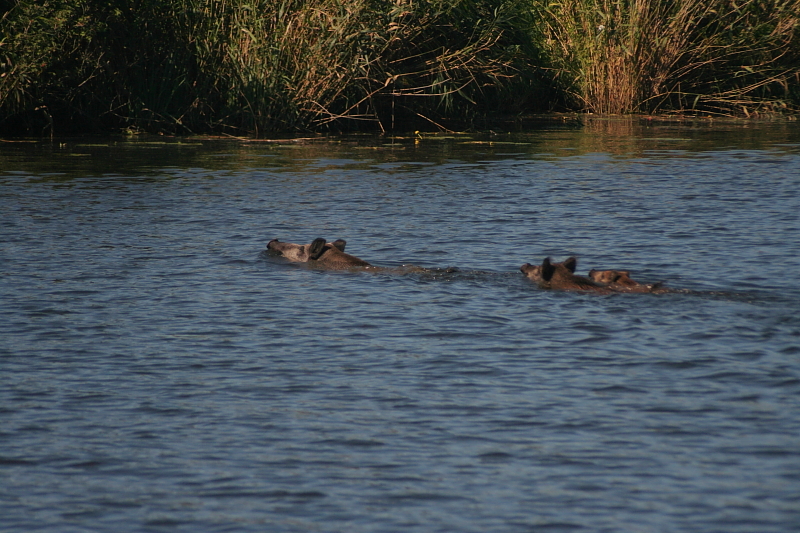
<box><xmin>2</xmin><ymin>119</ymin><xmax>800</xmax><ymax>532</ymax></box>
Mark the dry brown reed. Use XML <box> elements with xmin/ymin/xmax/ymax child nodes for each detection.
<box><xmin>182</xmin><ymin>0</ymin><xmax>523</xmax><ymax>133</ymax></box>
<box><xmin>1</xmin><ymin>0</ymin><xmax>798</xmax><ymax>134</ymax></box>
<box><xmin>531</xmin><ymin>0</ymin><xmax>800</xmax><ymax>115</ymax></box>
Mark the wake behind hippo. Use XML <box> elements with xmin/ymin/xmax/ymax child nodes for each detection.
<box><xmin>267</xmin><ymin>238</ymin><xmax>371</xmax><ymax>268</ymax></box>
<box><xmin>521</xmin><ymin>257</ymin><xmax>664</xmax><ymax>293</ymax></box>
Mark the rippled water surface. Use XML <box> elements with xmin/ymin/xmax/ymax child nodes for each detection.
<box><xmin>2</xmin><ymin>120</ymin><xmax>800</xmax><ymax>532</ymax></box>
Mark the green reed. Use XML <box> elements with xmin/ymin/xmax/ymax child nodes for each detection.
<box><xmin>0</xmin><ymin>0</ymin><xmax>527</xmax><ymax>134</ymax></box>
<box><xmin>181</xmin><ymin>0</ymin><xmax>529</xmax><ymax>132</ymax></box>
<box><xmin>1</xmin><ymin>0</ymin><xmax>798</xmax><ymax>135</ymax></box>
<box><xmin>528</xmin><ymin>0</ymin><xmax>800</xmax><ymax>115</ymax></box>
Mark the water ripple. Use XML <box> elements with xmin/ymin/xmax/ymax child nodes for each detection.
<box><xmin>2</xmin><ymin>127</ymin><xmax>800</xmax><ymax>532</ymax></box>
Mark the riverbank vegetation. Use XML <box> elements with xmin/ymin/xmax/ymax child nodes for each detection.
<box><xmin>2</xmin><ymin>0</ymin><xmax>799</xmax><ymax>135</ymax></box>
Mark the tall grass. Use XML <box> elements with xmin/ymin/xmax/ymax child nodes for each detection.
<box><xmin>0</xmin><ymin>0</ymin><xmax>105</xmax><ymax>134</ymax></box>
<box><xmin>0</xmin><ymin>0</ymin><xmax>528</xmax><ymax>134</ymax></box>
<box><xmin>182</xmin><ymin>0</ymin><xmax>528</xmax><ymax>132</ymax></box>
<box><xmin>184</xmin><ymin>0</ymin><xmax>383</xmax><ymax>133</ymax></box>
<box><xmin>530</xmin><ymin>0</ymin><xmax>800</xmax><ymax>115</ymax></box>
<box><xmin>1</xmin><ymin>0</ymin><xmax>799</xmax><ymax>135</ymax></box>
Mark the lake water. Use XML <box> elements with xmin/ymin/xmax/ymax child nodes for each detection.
<box><xmin>2</xmin><ymin>118</ymin><xmax>800</xmax><ymax>532</ymax></box>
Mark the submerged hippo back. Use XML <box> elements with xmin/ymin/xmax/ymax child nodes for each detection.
<box><xmin>313</xmin><ymin>245</ymin><xmax>371</xmax><ymax>267</ymax></box>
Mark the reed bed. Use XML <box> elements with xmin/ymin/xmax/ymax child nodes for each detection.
<box><xmin>1</xmin><ymin>0</ymin><xmax>798</xmax><ymax>135</ymax></box>
<box><xmin>0</xmin><ymin>0</ymin><xmax>526</xmax><ymax>134</ymax></box>
<box><xmin>188</xmin><ymin>0</ymin><xmax>525</xmax><ymax>133</ymax></box>
<box><xmin>529</xmin><ymin>0</ymin><xmax>800</xmax><ymax>115</ymax></box>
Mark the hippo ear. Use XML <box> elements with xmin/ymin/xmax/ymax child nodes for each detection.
<box><xmin>308</xmin><ymin>238</ymin><xmax>327</xmax><ymax>260</ymax></box>
<box><xmin>563</xmin><ymin>257</ymin><xmax>577</xmax><ymax>273</ymax></box>
<box><xmin>331</xmin><ymin>239</ymin><xmax>347</xmax><ymax>252</ymax></box>
<box><xmin>541</xmin><ymin>257</ymin><xmax>555</xmax><ymax>281</ymax></box>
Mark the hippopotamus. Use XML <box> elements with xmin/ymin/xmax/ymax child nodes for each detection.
<box><xmin>588</xmin><ymin>269</ymin><xmax>664</xmax><ymax>293</ymax></box>
<box><xmin>521</xmin><ymin>257</ymin><xmax>665</xmax><ymax>293</ymax></box>
<box><xmin>587</xmin><ymin>269</ymin><xmax>637</xmax><ymax>286</ymax></box>
<box><xmin>520</xmin><ymin>256</ymin><xmax>608</xmax><ymax>291</ymax></box>
<box><xmin>266</xmin><ymin>238</ymin><xmax>371</xmax><ymax>267</ymax></box>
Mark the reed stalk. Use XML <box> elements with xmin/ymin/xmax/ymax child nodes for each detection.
<box><xmin>0</xmin><ymin>0</ymin><xmax>529</xmax><ymax>134</ymax></box>
<box><xmin>530</xmin><ymin>0</ymin><xmax>800</xmax><ymax>115</ymax></box>
<box><xmin>1</xmin><ymin>0</ymin><xmax>798</xmax><ymax>134</ymax></box>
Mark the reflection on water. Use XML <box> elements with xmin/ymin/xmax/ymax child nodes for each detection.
<box><xmin>2</xmin><ymin>118</ymin><xmax>800</xmax><ymax>533</ymax></box>
<box><xmin>3</xmin><ymin>117</ymin><xmax>799</xmax><ymax>178</ymax></box>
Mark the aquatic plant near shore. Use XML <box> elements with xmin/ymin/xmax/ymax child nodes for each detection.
<box><xmin>1</xmin><ymin>0</ymin><xmax>798</xmax><ymax>134</ymax></box>
<box><xmin>529</xmin><ymin>0</ymin><xmax>800</xmax><ymax>115</ymax></box>
<box><xmin>179</xmin><ymin>0</ymin><xmax>530</xmax><ymax>133</ymax></box>
<box><xmin>0</xmin><ymin>0</ymin><xmax>527</xmax><ymax>134</ymax></box>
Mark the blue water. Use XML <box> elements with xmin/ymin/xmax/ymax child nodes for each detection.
<box><xmin>2</xmin><ymin>120</ymin><xmax>800</xmax><ymax>532</ymax></box>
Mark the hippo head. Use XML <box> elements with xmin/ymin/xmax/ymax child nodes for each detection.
<box><xmin>520</xmin><ymin>256</ymin><xmax>577</xmax><ymax>284</ymax></box>
<box><xmin>267</xmin><ymin>238</ymin><xmax>320</xmax><ymax>262</ymax></box>
<box><xmin>588</xmin><ymin>268</ymin><xmax>666</xmax><ymax>292</ymax></box>
<box><xmin>267</xmin><ymin>238</ymin><xmax>370</xmax><ymax>267</ymax></box>
<box><xmin>588</xmin><ymin>269</ymin><xmax>636</xmax><ymax>286</ymax></box>
<box><xmin>521</xmin><ymin>256</ymin><xmax>611</xmax><ymax>291</ymax></box>
<box><xmin>267</xmin><ymin>238</ymin><xmax>348</xmax><ymax>260</ymax></box>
